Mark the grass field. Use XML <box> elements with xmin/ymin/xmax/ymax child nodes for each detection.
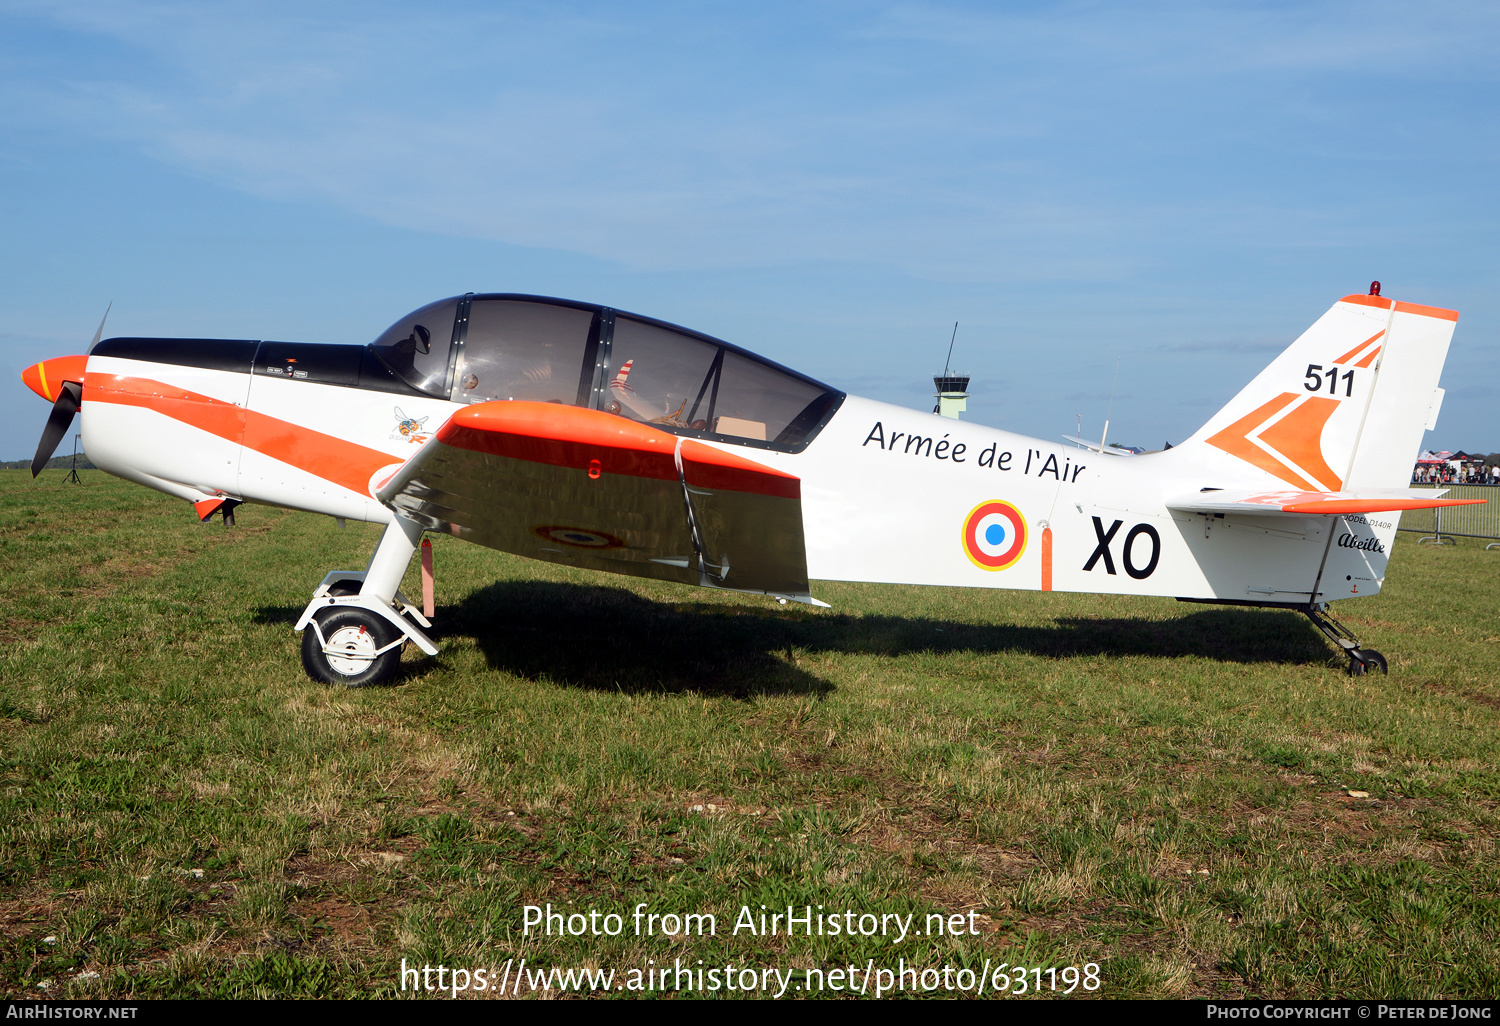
<box><xmin>2</xmin><ymin>469</ymin><xmax>1498</xmax><ymax>1000</ymax></box>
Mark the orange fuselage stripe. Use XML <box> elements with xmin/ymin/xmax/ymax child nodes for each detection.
<box><xmin>241</xmin><ymin>409</ymin><xmax>395</xmax><ymax>495</ymax></box>
<box><xmin>85</xmin><ymin>374</ymin><xmax>397</xmax><ymax>496</ymax></box>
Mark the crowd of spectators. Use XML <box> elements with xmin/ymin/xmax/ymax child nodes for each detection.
<box><xmin>1411</xmin><ymin>451</ymin><xmax>1499</xmax><ymax>485</ymax></box>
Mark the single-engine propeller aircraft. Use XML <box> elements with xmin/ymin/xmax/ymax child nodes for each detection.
<box><xmin>23</xmin><ymin>285</ymin><xmax>1483</xmax><ymax>685</ymax></box>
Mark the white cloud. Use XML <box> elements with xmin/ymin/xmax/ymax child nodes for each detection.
<box><xmin>2</xmin><ymin>0</ymin><xmax>1496</xmax><ymax>279</ymax></box>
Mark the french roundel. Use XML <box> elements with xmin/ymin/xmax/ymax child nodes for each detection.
<box><xmin>961</xmin><ymin>500</ymin><xmax>1028</xmax><ymax>571</ymax></box>
<box><xmin>531</xmin><ymin>525</ymin><xmax>625</xmax><ymax>550</ymax></box>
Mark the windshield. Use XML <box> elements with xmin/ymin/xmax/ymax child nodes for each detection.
<box><xmin>369</xmin><ymin>297</ymin><xmax>459</xmax><ymax>397</ymax></box>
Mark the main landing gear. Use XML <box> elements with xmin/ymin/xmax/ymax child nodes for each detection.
<box><xmin>295</xmin><ymin>515</ymin><xmax>440</xmax><ymax>687</ymax></box>
<box><xmin>1304</xmin><ymin>605</ymin><xmax>1387</xmax><ymax>677</ymax></box>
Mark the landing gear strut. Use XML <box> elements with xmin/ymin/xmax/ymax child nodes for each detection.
<box><xmin>294</xmin><ymin>514</ymin><xmax>440</xmax><ymax>687</ymax></box>
<box><xmin>1304</xmin><ymin>605</ymin><xmax>1387</xmax><ymax>677</ymax></box>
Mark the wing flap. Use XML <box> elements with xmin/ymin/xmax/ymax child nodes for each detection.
<box><xmin>376</xmin><ymin>402</ymin><xmax>818</xmax><ymax>601</ymax></box>
<box><xmin>1167</xmin><ymin>488</ymin><xmax>1485</xmax><ymax>515</ymax></box>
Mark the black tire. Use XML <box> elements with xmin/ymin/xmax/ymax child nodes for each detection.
<box><xmin>1347</xmin><ymin>657</ymin><xmax>1366</xmax><ymax>677</ymax></box>
<box><xmin>301</xmin><ymin>607</ymin><xmax>402</xmax><ymax>687</ymax></box>
<box><xmin>1361</xmin><ymin>650</ymin><xmax>1388</xmax><ymax>675</ymax></box>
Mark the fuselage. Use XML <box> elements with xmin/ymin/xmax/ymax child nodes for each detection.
<box><xmin>68</xmin><ymin>330</ymin><xmax>1393</xmax><ymax>610</ymax></box>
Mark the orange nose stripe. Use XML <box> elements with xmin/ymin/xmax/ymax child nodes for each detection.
<box><xmin>21</xmin><ymin>355</ymin><xmax>88</xmax><ymax>402</ymax></box>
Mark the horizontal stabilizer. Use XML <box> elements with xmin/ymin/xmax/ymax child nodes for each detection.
<box><xmin>1061</xmin><ymin>434</ymin><xmax>1136</xmax><ymax>456</ymax></box>
<box><xmin>1167</xmin><ymin>488</ymin><xmax>1485</xmax><ymax>516</ymax></box>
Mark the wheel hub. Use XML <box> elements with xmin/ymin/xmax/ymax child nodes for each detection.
<box><xmin>325</xmin><ymin>624</ymin><xmax>378</xmax><ymax>676</ymax></box>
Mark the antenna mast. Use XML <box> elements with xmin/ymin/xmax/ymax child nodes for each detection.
<box><xmin>933</xmin><ymin>322</ymin><xmax>970</xmax><ymax>419</ymax></box>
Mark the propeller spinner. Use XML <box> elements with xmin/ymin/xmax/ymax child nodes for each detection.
<box><xmin>22</xmin><ymin>304</ymin><xmax>109</xmax><ymax>477</ymax></box>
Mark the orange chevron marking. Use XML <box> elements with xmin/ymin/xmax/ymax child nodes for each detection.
<box><xmin>1333</xmin><ymin>330</ymin><xmax>1384</xmax><ymax>365</ymax></box>
<box><xmin>1205</xmin><ymin>393</ymin><xmax>1318</xmax><ymax>491</ymax></box>
<box><xmin>1352</xmin><ymin>345</ymin><xmax>1381</xmax><ymax>369</ymax></box>
<box><xmin>85</xmin><ymin>374</ymin><xmax>398</xmax><ymax>496</ymax></box>
<box><xmin>1257</xmin><ymin>395</ymin><xmax>1343</xmax><ymax>491</ymax></box>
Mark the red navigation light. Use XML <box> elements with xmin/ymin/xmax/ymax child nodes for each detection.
<box><xmin>1369</xmin><ymin>281</ymin><xmax>1381</xmax><ymax>296</ymax></box>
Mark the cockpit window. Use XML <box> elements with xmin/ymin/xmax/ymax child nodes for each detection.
<box><xmin>369</xmin><ymin>297</ymin><xmax>459</xmax><ymax>397</ymax></box>
<box><xmin>606</xmin><ymin>317</ymin><xmax>721</xmax><ymax>429</ymax></box>
<box><xmin>455</xmin><ymin>300</ymin><xmax>597</xmax><ymax>405</ymax></box>
<box><xmin>606</xmin><ymin>315</ymin><xmax>842</xmax><ymax>452</ymax></box>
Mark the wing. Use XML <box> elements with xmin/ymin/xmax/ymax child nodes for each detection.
<box><xmin>376</xmin><ymin>401</ymin><xmax>823</xmax><ymax>604</ymax></box>
<box><xmin>1167</xmin><ymin>487</ymin><xmax>1485</xmax><ymax>515</ymax></box>
<box><xmin>1060</xmin><ymin>434</ymin><xmax>1137</xmax><ymax>456</ymax></box>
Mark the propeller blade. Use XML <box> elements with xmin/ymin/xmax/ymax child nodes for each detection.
<box><xmin>31</xmin><ymin>381</ymin><xmax>82</xmax><ymax>477</ymax></box>
<box><xmin>90</xmin><ymin>302</ymin><xmax>112</xmax><ymax>349</ymax></box>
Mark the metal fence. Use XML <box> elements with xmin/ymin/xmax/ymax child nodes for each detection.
<box><xmin>1400</xmin><ymin>484</ymin><xmax>1500</xmax><ymax>547</ymax></box>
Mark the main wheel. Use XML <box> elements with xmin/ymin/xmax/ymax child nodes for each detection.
<box><xmin>301</xmin><ymin>607</ymin><xmax>402</xmax><ymax>687</ymax></box>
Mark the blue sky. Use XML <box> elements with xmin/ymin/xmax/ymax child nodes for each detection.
<box><xmin>3</xmin><ymin>1</ymin><xmax>1497</xmax><ymax>461</ymax></box>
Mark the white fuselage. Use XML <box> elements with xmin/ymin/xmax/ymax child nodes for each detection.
<box><xmin>80</xmin><ymin>355</ymin><xmax>1390</xmax><ymax>608</ymax></box>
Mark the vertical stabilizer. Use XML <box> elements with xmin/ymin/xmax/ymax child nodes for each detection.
<box><xmin>1177</xmin><ymin>293</ymin><xmax>1458</xmax><ymax>491</ymax></box>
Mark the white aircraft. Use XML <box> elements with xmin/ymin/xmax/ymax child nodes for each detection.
<box><xmin>22</xmin><ymin>285</ymin><xmax>1480</xmax><ymax>685</ymax></box>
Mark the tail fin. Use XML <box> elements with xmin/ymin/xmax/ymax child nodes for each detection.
<box><xmin>1178</xmin><ymin>293</ymin><xmax>1457</xmax><ymax>491</ymax></box>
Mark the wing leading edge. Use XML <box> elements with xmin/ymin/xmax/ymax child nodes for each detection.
<box><xmin>376</xmin><ymin>401</ymin><xmax>824</xmax><ymax>604</ymax></box>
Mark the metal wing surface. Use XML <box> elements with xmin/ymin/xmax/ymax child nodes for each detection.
<box><xmin>376</xmin><ymin>401</ymin><xmax>820</xmax><ymax>602</ymax></box>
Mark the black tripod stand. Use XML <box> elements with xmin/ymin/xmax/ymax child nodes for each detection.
<box><xmin>65</xmin><ymin>434</ymin><xmax>82</xmax><ymax>484</ymax></box>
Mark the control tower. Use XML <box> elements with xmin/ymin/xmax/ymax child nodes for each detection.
<box><xmin>933</xmin><ymin>374</ymin><xmax>970</xmax><ymax>419</ymax></box>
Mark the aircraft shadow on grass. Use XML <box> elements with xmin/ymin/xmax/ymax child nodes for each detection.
<box><xmin>255</xmin><ymin>580</ymin><xmax>1334</xmax><ymax>697</ymax></box>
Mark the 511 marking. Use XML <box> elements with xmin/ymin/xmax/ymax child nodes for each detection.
<box><xmin>1305</xmin><ymin>363</ymin><xmax>1354</xmax><ymax>397</ymax></box>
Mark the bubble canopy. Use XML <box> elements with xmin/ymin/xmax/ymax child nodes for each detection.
<box><xmin>370</xmin><ymin>294</ymin><xmax>844</xmax><ymax>454</ymax></box>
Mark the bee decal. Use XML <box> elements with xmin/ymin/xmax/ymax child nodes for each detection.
<box><xmin>391</xmin><ymin>407</ymin><xmax>430</xmax><ymax>445</ymax></box>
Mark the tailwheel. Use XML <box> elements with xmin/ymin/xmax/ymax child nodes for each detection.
<box><xmin>1348</xmin><ymin>649</ymin><xmax>1388</xmax><ymax>677</ymax></box>
<box><xmin>301</xmin><ymin>606</ymin><xmax>403</xmax><ymax>687</ymax></box>
<box><xmin>1306</xmin><ymin>606</ymin><xmax>1392</xmax><ymax>676</ymax></box>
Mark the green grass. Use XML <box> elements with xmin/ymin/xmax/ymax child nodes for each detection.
<box><xmin>2</xmin><ymin>469</ymin><xmax>1499</xmax><ymax>999</ymax></box>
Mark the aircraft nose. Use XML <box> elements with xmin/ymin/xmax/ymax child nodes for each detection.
<box><xmin>21</xmin><ymin>355</ymin><xmax>88</xmax><ymax>401</ymax></box>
